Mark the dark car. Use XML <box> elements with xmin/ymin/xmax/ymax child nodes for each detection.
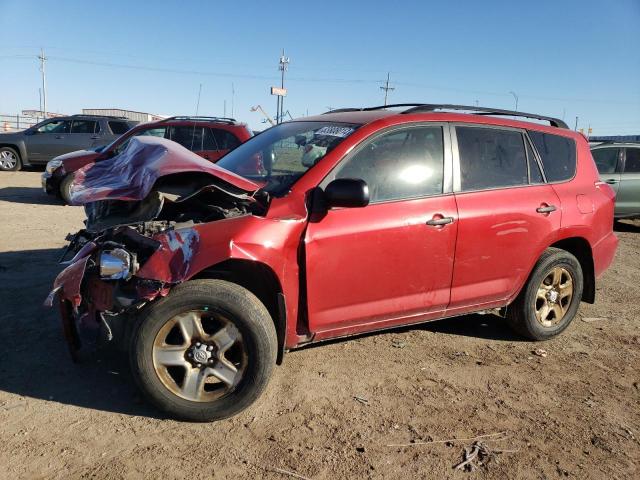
<box><xmin>47</xmin><ymin>104</ymin><xmax>617</xmax><ymax>421</ymax></box>
<box><xmin>591</xmin><ymin>141</ymin><xmax>640</xmax><ymax>219</ymax></box>
<box><xmin>42</xmin><ymin>116</ymin><xmax>253</xmax><ymax>203</ymax></box>
<box><xmin>0</xmin><ymin>115</ymin><xmax>137</xmax><ymax>171</ymax></box>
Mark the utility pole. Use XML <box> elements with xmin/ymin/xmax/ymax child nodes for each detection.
<box><xmin>195</xmin><ymin>83</ymin><xmax>202</xmax><ymax>115</ymax></box>
<box><xmin>223</xmin><ymin>100</ymin><xmax>227</xmax><ymax>117</ymax></box>
<box><xmin>508</xmin><ymin>91</ymin><xmax>518</xmax><ymax>111</ymax></box>
<box><xmin>38</xmin><ymin>48</ymin><xmax>47</xmax><ymax>118</ymax></box>
<box><xmin>231</xmin><ymin>83</ymin><xmax>235</xmax><ymax>118</ymax></box>
<box><xmin>277</xmin><ymin>49</ymin><xmax>290</xmax><ymax>124</ymax></box>
<box><xmin>380</xmin><ymin>72</ymin><xmax>395</xmax><ymax>106</ymax></box>
<box><xmin>574</xmin><ymin>116</ymin><xmax>578</xmax><ymax>131</ymax></box>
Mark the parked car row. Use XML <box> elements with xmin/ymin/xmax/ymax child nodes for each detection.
<box><xmin>0</xmin><ymin>114</ymin><xmax>137</xmax><ymax>171</ymax></box>
<box><xmin>44</xmin><ymin>103</ymin><xmax>618</xmax><ymax>422</ymax></box>
<box><xmin>40</xmin><ymin>116</ymin><xmax>253</xmax><ymax>203</ymax></box>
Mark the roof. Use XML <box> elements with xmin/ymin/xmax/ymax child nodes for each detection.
<box><xmin>298</xmin><ymin>104</ymin><xmax>570</xmax><ymax>132</ymax></box>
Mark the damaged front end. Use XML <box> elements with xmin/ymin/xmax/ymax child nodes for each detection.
<box><xmin>45</xmin><ymin>137</ymin><xmax>267</xmax><ymax>360</ymax></box>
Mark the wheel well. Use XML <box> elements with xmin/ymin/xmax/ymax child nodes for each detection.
<box><xmin>191</xmin><ymin>259</ymin><xmax>286</xmax><ymax>364</ymax></box>
<box><xmin>0</xmin><ymin>144</ymin><xmax>21</xmax><ymax>158</ymax></box>
<box><xmin>550</xmin><ymin>237</ymin><xmax>595</xmax><ymax>303</ymax></box>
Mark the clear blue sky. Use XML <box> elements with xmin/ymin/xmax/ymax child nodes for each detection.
<box><xmin>0</xmin><ymin>0</ymin><xmax>638</xmax><ymax>133</ymax></box>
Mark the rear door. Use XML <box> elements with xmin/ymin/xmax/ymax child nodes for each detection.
<box><xmin>448</xmin><ymin>125</ymin><xmax>561</xmax><ymax>312</ymax></box>
<box><xmin>69</xmin><ymin>119</ymin><xmax>100</xmax><ymax>151</ymax></box>
<box><xmin>305</xmin><ymin>124</ymin><xmax>458</xmax><ymax>335</ymax></box>
<box><xmin>616</xmin><ymin>147</ymin><xmax>640</xmax><ymax>217</ymax></box>
<box><xmin>592</xmin><ymin>146</ymin><xmax>622</xmax><ymax>196</ymax></box>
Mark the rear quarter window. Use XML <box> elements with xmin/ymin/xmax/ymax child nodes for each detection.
<box><xmin>528</xmin><ymin>131</ymin><xmax>576</xmax><ymax>182</ymax></box>
<box><xmin>109</xmin><ymin>121</ymin><xmax>132</xmax><ymax>135</ymax></box>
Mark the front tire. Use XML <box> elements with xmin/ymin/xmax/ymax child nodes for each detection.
<box><xmin>130</xmin><ymin>280</ymin><xmax>277</xmax><ymax>421</ymax></box>
<box><xmin>507</xmin><ymin>248</ymin><xmax>583</xmax><ymax>340</ymax></box>
<box><xmin>59</xmin><ymin>174</ymin><xmax>74</xmax><ymax>204</ymax></box>
<box><xmin>0</xmin><ymin>147</ymin><xmax>21</xmax><ymax>171</ymax></box>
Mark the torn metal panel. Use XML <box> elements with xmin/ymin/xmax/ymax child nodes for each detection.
<box><xmin>70</xmin><ymin>136</ymin><xmax>260</xmax><ymax>205</ymax></box>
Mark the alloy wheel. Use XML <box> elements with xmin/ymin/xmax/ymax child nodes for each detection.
<box><xmin>152</xmin><ymin>309</ymin><xmax>247</xmax><ymax>402</ymax></box>
<box><xmin>0</xmin><ymin>151</ymin><xmax>17</xmax><ymax>170</ymax></box>
<box><xmin>534</xmin><ymin>267</ymin><xmax>573</xmax><ymax>327</ymax></box>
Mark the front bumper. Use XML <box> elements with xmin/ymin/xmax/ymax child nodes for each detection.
<box><xmin>41</xmin><ymin>171</ymin><xmax>52</xmax><ymax>194</ymax></box>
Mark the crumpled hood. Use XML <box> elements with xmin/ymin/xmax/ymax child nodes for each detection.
<box><xmin>56</xmin><ymin>148</ymin><xmax>98</xmax><ymax>162</ymax></box>
<box><xmin>70</xmin><ymin>136</ymin><xmax>260</xmax><ymax>205</ymax></box>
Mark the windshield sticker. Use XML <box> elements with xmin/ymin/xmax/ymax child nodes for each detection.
<box><xmin>315</xmin><ymin>126</ymin><xmax>355</xmax><ymax>138</ymax></box>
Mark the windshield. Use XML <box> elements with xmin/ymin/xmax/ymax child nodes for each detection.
<box><xmin>216</xmin><ymin>121</ymin><xmax>360</xmax><ymax>195</ymax></box>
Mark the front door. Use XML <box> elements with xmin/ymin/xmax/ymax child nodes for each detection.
<box><xmin>26</xmin><ymin>119</ymin><xmax>72</xmax><ymax>162</ymax></box>
<box><xmin>305</xmin><ymin>124</ymin><xmax>457</xmax><ymax>335</ymax></box>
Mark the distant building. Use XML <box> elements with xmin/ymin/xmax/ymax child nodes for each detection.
<box><xmin>82</xmin><ymin>108</ymin><xmax>166</xmax><ymax>123</ymax></box>
<box><xmin>590</xmin><ymin>135</ymin><xmax>640</xmax><ymax>142</ymax></box>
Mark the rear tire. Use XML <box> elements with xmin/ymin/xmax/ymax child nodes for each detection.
<box><xmin>507</xmin><ymin>248</ymin><xmax>583</xmax><ymax>340</ymax></box>
<box><xmin>130</xmin><ymin>279</ymin><xmax>277</xmax><ymax>421</ymax></box>
<box><xmin>59</xmin><ymin>174</ymin><xmax>74</xmax><ymax>204</ymax></box>
<box><xmin>0</xmin><ymin>147</ymin><xmax>21</xmax><ymax>171</ymax></box>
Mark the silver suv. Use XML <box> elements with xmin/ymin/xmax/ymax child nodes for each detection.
<box><xmin>591</xmin><ymin>142</ymin><xmax>640</xmax><ymax>219</ymax></box>
<box><xmin>0</xmin><ymin>115</ymin><xmax>137</xmax><ymax>171</ymax></box>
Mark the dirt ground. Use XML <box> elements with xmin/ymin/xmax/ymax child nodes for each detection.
<box><xmin>0</xmin><ymin>171</ymin><xmax>638</xmax><ymax>480</ymax></box>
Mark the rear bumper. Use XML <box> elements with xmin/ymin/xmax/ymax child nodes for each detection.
<box><xmin>593</xmin><ymin>231</ymin><xmax>618</xmax><ymax>278</ymax></box>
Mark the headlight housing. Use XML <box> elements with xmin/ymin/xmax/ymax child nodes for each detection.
<box><xmin>45</xmin><ymin>159</ymin><xmax>63</xmax><ymax>174</ymax></box>
<box><xmin>99</xmin><ymin>248</ymin><xmax>132</xmax><ymax>280</ymax></box>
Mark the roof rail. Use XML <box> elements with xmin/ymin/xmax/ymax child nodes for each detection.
<box><xmin>70</xmin><ymin>114</ymin><xmax>131</xmax><ymax>120</ymax></box>
<box><xmin>401</xmin><ymin>104</ymin><xmax>569</xmax><ymax>129</ymax></box>
<box><xmin>324</xmin><ymin>103</ymin><xmax>569</xmax><ymax>129</ymax></box>
<box><xmin>160</xmin><ymin>116</ymin><xmax>238</xmax><ymax>124</ymax></box>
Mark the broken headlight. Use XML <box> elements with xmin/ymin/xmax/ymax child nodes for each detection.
<box><xmin>99</xmin><ymin>248</ymin><xmax>132</xmax><ymax>280</ymax></box>
<box><xmin>45</xmin><ymin>159</ymin><xmax>63</xmax><ymax>174</ymax></box>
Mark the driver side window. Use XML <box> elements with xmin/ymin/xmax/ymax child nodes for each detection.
<box><xmin>334</xmin><ymin>126</ymin><xmax>444</xmax><ymax>203</ymax></box>
<box><xmin>36</xmin><ymin>120</ymin><xmax>71</xmax><ymax>134</ymax></box>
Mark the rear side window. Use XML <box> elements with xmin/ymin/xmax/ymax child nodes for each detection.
<box><xmin>625</xmin><ymin>148</ymin><xmax>640</xmax><ymax>173</ymax></box>
<box><xmin>213</xmin><ymin>129</ymin><xmax>241</xmax><ymax>150</ymax></box>
<box><xmin>109</xmin><ymin>121</ymin><xmax>131</xmax><ymax>135</ymax></box>
<box><xmin>456</xmin><ymin>126</ymin><xmax>528</xmax><ymax>191</ymax></box>
<box><xmin>169</xmin><ymin>126</ymin><xmax>204</xmax><ymax>151</ymax></box>
<box><xmin>71</xmin><ymin>120</ymin><xmax>97</xmax><ymax>134</ymax></box>
<box><xmin>592</xmin><ymin>148</ymin><xmax>619</xmax><ymax>174</ymax></box>
<box><xmin>203</xmin><ymin>128</ymin><xmax>219</xmax><ymax>150</ymax></box>
<box><xmin>528</xmin><ymin>131</ymin><xmax>576</xmax><ymax>182</ymax></box>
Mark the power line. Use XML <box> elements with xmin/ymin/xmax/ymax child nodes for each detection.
<box><xmin>2</xmin><ymin>52</ymin><xmax>638</xmax><ymax>107</ymax></box>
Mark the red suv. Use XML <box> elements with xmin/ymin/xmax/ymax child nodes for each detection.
<box><xmin>42</xmin><ymin>116</ymin><xmax>252</xmax><ymax>203</ymax></box>
<box><xmin>46</xmin><ymin>104</ymin><xmax>618</xmax><ymax>421</ymax></box>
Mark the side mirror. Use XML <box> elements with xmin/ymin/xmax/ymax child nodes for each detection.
<box><xmin>324</xmin><ymin>178</ymin><xmax>369</xmax><ymax>208</ymax></box>
<box><xmin>24</xmin><ymin>129</ymin><xmax>36</xmax><ymax>135</ymax></box>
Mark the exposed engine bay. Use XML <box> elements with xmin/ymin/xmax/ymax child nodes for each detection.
<box><xmin>48</xmin><ymin>137</ymin><xmax>270</xmax><ymax>357</ymax></box>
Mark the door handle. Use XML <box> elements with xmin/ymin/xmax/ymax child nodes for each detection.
<box><xmin>536</xmin><ymin>204</ymin><xmax>557</xmax><ymax>214</ymax></box>
<box><xmin>90</xmin><ymin>135</ymin><xmax>100</xmax><ymax>140</ymax></box>
<box><xmin>426</xmin><ymin>216</ymin><xmax>454</xmax><ymax>226</ymax></box>
<box><xmin>55</xmin><ymin>135</ymin><xmax>64</xmax><ymax>139</ymax></box>
<box><xmin>605</xmin><ymin>179</ymin><xmax>618</xmax><ymax>184</ymax></box>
